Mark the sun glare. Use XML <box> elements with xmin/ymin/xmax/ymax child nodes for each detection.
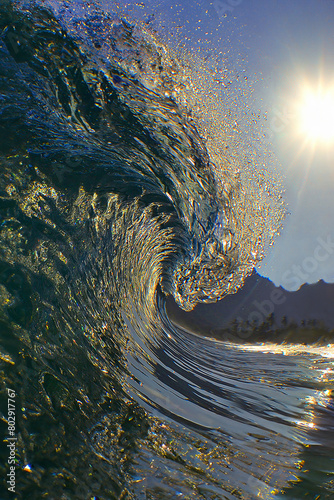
<box><xmin>298</xmin><ymin>87</ymin><xmax>334</xmax><ymax>144</ymax></box>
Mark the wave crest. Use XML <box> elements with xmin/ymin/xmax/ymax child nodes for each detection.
<box><xmin>0</xmin><ymin>1</ymin><xmax>285</xmax><ymax>313</ymax></box>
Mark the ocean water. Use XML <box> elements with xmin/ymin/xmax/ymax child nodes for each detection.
<box><xmin>0</xmin><ymin>1</ymin><xmax>333</xmax><ymax>499</ymax></box>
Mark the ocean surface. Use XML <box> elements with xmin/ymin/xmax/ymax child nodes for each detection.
<box><xmin>0</xmin><ymin>1</ymin><xmax>333</xmax><ymax>498</ymax></box>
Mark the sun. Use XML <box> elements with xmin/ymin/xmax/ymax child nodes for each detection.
<box><xmin>297</xmin><ymin>87</ymin><xmax>334</xmax><ymax>144</ymax></box>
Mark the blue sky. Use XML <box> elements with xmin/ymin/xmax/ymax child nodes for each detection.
<box><xmin>221</xmin><ymin>0</ymin><xmax>334</xmax><ymax>289</ymax></box>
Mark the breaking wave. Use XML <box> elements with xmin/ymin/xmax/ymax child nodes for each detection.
<box><xmin>0</xmin><ymin>2</ymin><xmax>333</xmax><ymax>499</ymax></box>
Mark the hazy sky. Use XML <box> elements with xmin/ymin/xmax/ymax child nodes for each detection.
<box><xmin>47</xmin><ymin>0</ymin><xmax>334</xmax><ymax>290</ymax></box>
<box><xmin>220</xmin><ymin>0</ymin><xmax>334</xmax><ymax>290</ymax></box>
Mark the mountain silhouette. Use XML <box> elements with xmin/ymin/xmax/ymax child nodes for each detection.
<box><xmin>165</xmin><ymin>271</ymin><xmax>334</xmax><ymax>343</ymax></box>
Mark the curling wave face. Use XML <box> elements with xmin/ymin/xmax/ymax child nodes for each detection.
<box><xmin>0</xmin><ymin>2</ymin><xmax>333</xmax><ymax>499</ymax></box>
<box><xmin>1</xmin><ymin>0</ymin><xmax>286</xmax><ymax>311</ymax></box>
